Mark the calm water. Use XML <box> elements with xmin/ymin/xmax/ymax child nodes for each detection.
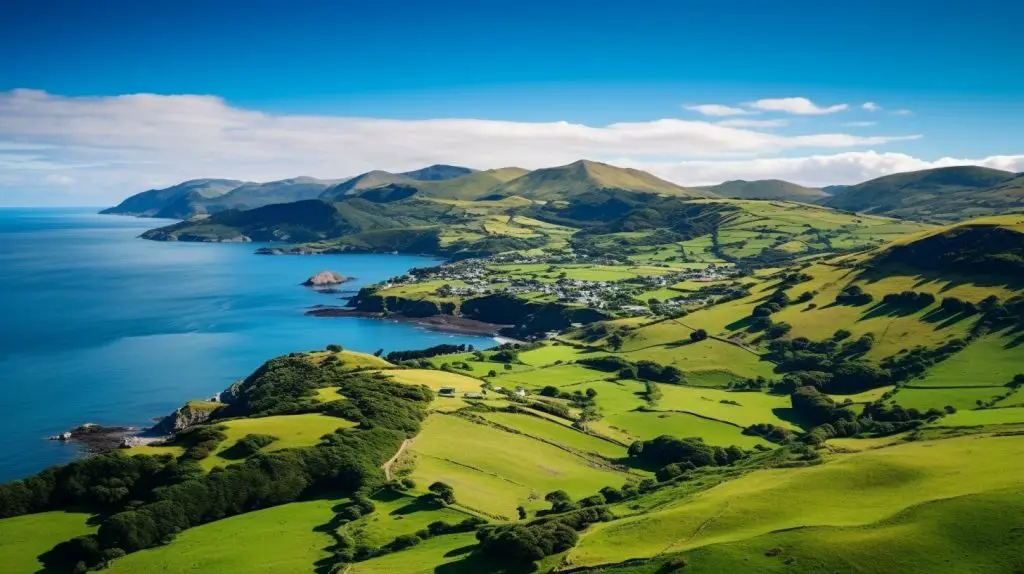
<box><xmin>0</xmin><ymin>208</ymin><xmax>492</xmax><ymax>482</ymax></box>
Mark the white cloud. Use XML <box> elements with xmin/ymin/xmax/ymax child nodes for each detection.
<box><xmin>0</xmin><ymin>89</ymin><xmax>927</xmax><ymax>204</ymax></box>
<box><xmin>843</xmin><ymin>121</ymin><xmax>877</xmax><ymax>127</ymax></box>
<box><xmin>750</xmin><ymin>97</ymin><xmax>849</xmax><ymax>115</ymax></box>
<box><xmin>718</xmin><ymin>119</ymin><xmax>789</xmax><ymax>128</ymax></box>
<box><xmin>892</xmin><ymin>109</ymin><xmax>914</xmax><ymax>116</ymax></box>
<box><xmin>862</xmin><ymin>102</ymin><xmax>881</xmax><ymax>112</ymax></box>
<box><xmin>684</xmin><ymin>104</ymin><xmax>755</xmax><ymax>117</ymax></box>
<box><xmin>614</xmin><ymin>151</ymin><xmax>1024</xmax><ymax>188</ymax></box>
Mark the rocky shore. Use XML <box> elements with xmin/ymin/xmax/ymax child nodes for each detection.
<box><xmin>305</xmin><ymin>305</ymin><xmax>507</xmax><ymax>336</ymax></box>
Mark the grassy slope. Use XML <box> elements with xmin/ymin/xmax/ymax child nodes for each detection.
<box><xmin>568</xmin><ymin>434</ymin><xmax>1024</xmax><ymax>567</ymax></box>
<box><xmin>109</xmin><ymin>497</ymin><xmax>345</xmax><ymax>573</ymax></box>
<box><xmin>493</xmin><ymin>160</ymin><xmax>705</xmax><ymax>201</ymax></box>
<box><xmin>0</xmin><ymin>511</ymin><xmax>95</xmax><ymax>573</ymax></box>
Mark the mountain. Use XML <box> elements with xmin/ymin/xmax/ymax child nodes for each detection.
<box><xmin>320</xmin><ymin>164</ymin><xmax>476</xmax><ymax>200</ymax></box>
<box><xmin>100</xmin><ymin>179</ymin><xmax>247</xmax><ymax>217</ymax></box>
<box><xmin>489</xmin><ymin>160</ymin><xmax>710</xmax><ymax>201</ymax></box>
<box><xmin>196</xmin><ymin>177</ymin><xmax>345</xmax><ymax>213</ymax></box>
<box><xmin>821</xmin><ymin>184</ymin><xmax>848</xmax><ymax>195</ymax></box>
<box><xmin>823</xmin><ymin>166</ymin><xmax>1020</xmax><ymax>221</ymax></box>
<box><xmin>697</xmin><ymin>179</ymin><xmax>828</xmax><ymax>202</ymax></box>
<box><xmin>399</xmin><ymin>167</ymin><xmax>530</xmax><ymax>200</ymax></box>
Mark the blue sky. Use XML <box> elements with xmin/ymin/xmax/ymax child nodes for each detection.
<box><xmin>1</xmin><ymin>0</ymin><xmax>1023</xmax><ymax>205</ymax></box>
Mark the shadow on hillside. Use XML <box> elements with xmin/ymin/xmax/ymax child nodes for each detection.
<box><xmin>920</xmin><ymin>307</ymin><xmax>976</xmax><ymax>330</ymax></box>
<box><xmin>435</xmin><ymin>549</ymin><xmax>537</xmax><ymax>574</ymax></box>
<box><xmin>772</xmin><ymin>407</ymin><xmax>810</xmax><ymax>430</ymax></box>
<box><xmin>858</xmin><ymin>300</ymin><xmax>932</xmax><ymax>321</ymax></box>
<box><xmin>391</xmin><ymin>496</ymin><xmax>443</xmax><ymax>516</ymax></box>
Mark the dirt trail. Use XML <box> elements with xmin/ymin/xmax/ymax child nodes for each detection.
<box><xmin>382</xmin><ymin>439</ymin><xmax>412</xmax><ymax>481</ymax></box>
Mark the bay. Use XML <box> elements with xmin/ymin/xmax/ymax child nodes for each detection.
<box><xmin>0</xmin><ymin>208</ymin><xmax>492</xmax><ymax>482</ymax></box>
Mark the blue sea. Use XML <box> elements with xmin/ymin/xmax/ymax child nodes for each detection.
<box><xmin>0</xmin><ymin>208</ymin><xmax>493</xmax><ymax>482</ymax></box>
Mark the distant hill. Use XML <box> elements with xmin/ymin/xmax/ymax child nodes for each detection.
<box><xmin>823</xmin><ymin>166</ymin><xmax>1020</xmax><ymax>222</ymax></box>
<box><xmin>100</xmin><ymin>177</ymin><xmax>345</xmax><ymax>219</ymax></box>
<box><xmin>100</xmin><ymin>179</ymin><xmax>247</xmax><ymax>218</ymax></box>
<box><xmin>489</xmin><ymin>160</ymin><xmax>710</xmax><ymax>201</ymax></box>
<box><xmin>402</xmin><ymin>167</ymin><xmax>530</xmax><ymax>200</ymax></box>
<box><xmin>320</xmin><ymin>164</ymin><xmax>476</xmax><ymax>200</ymax></box>
<box><xmin>821</xmin><ymin>184</ymin><xmax>848</xmax><ymax>195</ymax></box>
<box><xmin>697</xmin><ymin>179</ymin><xmax>828</xmax><ymax>202</ymax></box>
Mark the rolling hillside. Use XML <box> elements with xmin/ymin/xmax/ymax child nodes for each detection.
<box><xmin>697</xmin><ymin>179</ymin><xmax>828</xmax><ymax>202</ymax></box>
<box><xmin>823</xmin><ymin>165</ymin><xmax>1021</xmax><ymax>222</ymax></box>
<box><xmin>320</xmin><ymin>164</ymin><xmax>476</xmax><ymax>199</ymax></box>
<box><xmin>100</xmin><ymin>178</ymin><xmax>247</xmax><ymax>218</ymax></box>
<box><xmin>491</xmin><ymin>160</ymin><xmax>710</xmax><ymax>201</ymax></box>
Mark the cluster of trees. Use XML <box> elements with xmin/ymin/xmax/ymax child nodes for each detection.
<box><xmin>576</xmin><ymin>356</ymin><xmax>683</xmax><ymax>384</ymax></box>
<box><xmin>834</xmin><ymin>285</ymin><xmax>874</xmax><ymax>306</ymax></box>
<box><xmin>876</xmin><ymin>225</ymin><xmax>1024</xmax><ymax>278</ymax></box>
<box><xmin>743</xmin><ymin>423</ymin><xmax>794</xmax><ymax>444</ymax></box>
<box><xmin>34</xmin><ymin>363</ymin><xmax>436</xmax><ymax>569</ymax></box>
<box><xmin>881</xmin><ymin>338</ymin><xmax>968</xmax><ymax>381</ymax></box>
<box><xmin>175</xmin><ymin>426</ymin><xmax>227</xmax><ymax>460</ymax></box>
<box><xmin>627</xmin><ymin>435</ymin><xmax>747</xmax><ymax>481</ymax></box>
<box><xmin>476</xmin><ymin>506</ymin><xmax>612</xmax><ymax>563</ymax></box>
<box><xmin>385</xmin><ymin>343</ymin><xmax>471</xmax><ymax>363</ymax></box>
<box><xmin>220</xmin><ymin>433</ymin><xmax>278</xmax><ymax>459</ymax></box>
<box><xmin>791</xmin><ymin>386</ymin><xmax>945</xmax><ymax>445</ymax></box>
<box><xmin>881</xmin><ymin>290</ymin><xmax>936</xmax><ymax>308</ymax></box>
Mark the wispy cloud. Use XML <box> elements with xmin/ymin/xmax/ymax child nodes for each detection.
<box><xmin>862</xmin><ymin>102</ymin><xmax>881</xmax><ymax>112</ymax></box>
<box><xmin>718</xmin><ymin>119</ymin><xmax>788</xmax><ymax>128</ymax></box>
<box><xmin>0</xmin><ymin>89</ymin><xmax>934</xmax><ymax>204</ymax></box>
<box><xmin>749</xmin><ymin>97</ymin><xmax>848</xmax><ymax>115</ymax></box>
<box><xmin>684</xmin><ymin>104</ymin><xmax>755</xmax><ymax>117</ymax></box>
<box><xmin>892</xmin><ymin>109</ymin><xmax>914</xmax><ymax>116</ymax></box>
<box><xmin>843</xmin><ymin>121</ymin><xmax>877</xmax><ymax>127</ymax></box>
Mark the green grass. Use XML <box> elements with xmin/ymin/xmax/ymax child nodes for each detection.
<box><xmin>602</xmin><ymin>410</ymin><xmax>769</xmax><ymax>448</ymax></box>
<box><xmin>569</xmin><ymin>434</ymin><xmax>1024</xmax><ymax>567</ymax></box>
<box><xmin>826</xmin><ymin>385</ymin><xmax>895</xmax><ymax>404</ymax></box>
<box><xmin>409</xmin><ymin>415</ymin><xmax>634</xmax><ymax>519</ymax></box>
<box><xmin>654</xmin><ymin>385</ymin><xmax>800</xmax><ymax>429</ymax></box>
<box><xmin>109</xmin><ymin>496</ymin><xmax>345</xmax><ymax>573</ymax></box>
<box><xmin>493</xmin><ymin>363</ymin><xmax>609</xmax><ymax>389</ymax></box>
<box><xmin>914</xmin><ymin>332</ymin><xmax>1024</xmax><ymax>388</ymax></box>
<box><xmin>348</xmin><ymin>532</ymin><xmax>485</xmax><ymax>574</ymax></box>
<box><xmin>203</xmin><ymin>414</ymin><xmax>356</xmax><ymax>470</ymax></box>
<box><xmin>930</xmin><ymin>406</ymin><xmax>1024</xmax><ymax>427</ymax></box>
<box><xmin>345</xmin><ymin>490</ymin><xmax>469</xmax><ymax>547</ymax></box>
<box><xmin>890</xmin><ymin>386</ymin><xmax>1009</xmax><ymax>412</ymax></box>
<box><xmin>610</xmin><ymin>488</ymin><xmax>1024</xmax><ymax>574</ymax></box>
<box><xmin>478</xmin><ymin>411</ymin><xmax>627</xmax><ymax>458</ymax></box>
<box><xmin>516</xmin><ymin>343</ymin><xmax>606</xmax><ymax>366</ymax></box>
<box><xmin>0</xmin><ymin>511</ymin><xmax>95</xmax><ymax>573</ymax></box>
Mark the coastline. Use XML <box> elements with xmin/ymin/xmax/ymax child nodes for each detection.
<box><xmin>305</xmin><ymin>305</ymin><xmax>508</xmax><ymax>337</ymax></box>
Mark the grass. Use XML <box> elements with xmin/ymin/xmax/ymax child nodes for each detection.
<box><xmin>306</xmin><ymin>349</ymin><xmax>394</xmax><ymax>370</ymax></box>
<box><xmin>380</xmin><ymin>368</ymin><xmax>487</xmax><ymax>411</ymax></box>
<box><xmin>826</xmin><ymin>385</ymin><xmax>895</xmax><ymax>404</ymax></box>
<box><xmin>109</xmin><ymin>496</ymin><xmax>346</xmax><ymax>573</ymax></box>
<box><xmin>568</xmin><ymin>434</ymin><xmax>1024</xmax><ymax>567</ymax></box>
<box><xmin>516</xmin><ymin>343</ymin><xmax>606</xmax><ymax>366</ymax></box>
<box><xmin>913</xmin><ymin>332</ymin><xmax>1024</xmax><ymax>388</ymax></box>
<box><xmin>629</xmin><ymin>488</ymin><xmax>1024</xmax><ymax>574</ymax></box>
<box><xmin>345</xmin><ymin>490</ymin><xmax>469</xmax><ymax>547</ymax></box>
<box><xmin>0</xmin><ymin>511</ymin><xmax>95</xmax><ymax>574</ymax></box>
<box><xmin>930</xmin><ymin>406</ymin><xmax>1024</xmax><ymax>427</ymax></box>
<box><xmin>478</xmin><ymin>411</ymin><xmax>627</xmax><ymax>458</ymax></box>
<box><xmin>602</xmin><ymin>410</ymin><xmax>769</xmax><ymax>448</ymax></box>
<box><xmin>409</xmin><ymin>415</ymin><xmax>634</xmax><ymax>519</ymax></box>
<box><xmin>492</xmin><ymin>363</ymin><xmax>609</xmax><ymax>389</ymax></box>
<box><xmin>347</xmin><ymin>532</ymin><xmax>483</xmax><ymax>574</ymax></box>
<box><xmin>202</xmin><ymin>414</ymin><xmax>356</xmax><ymax>470</ymax></box>
<box><xmin>890</xmin><ymin>386</ymin><xmax>1009</xmax><ymax>412</ymax></box>
<box><xmin>654</xmin><ymin>385</ymin><xmax>800</xmax><ymax>429</ymax></box>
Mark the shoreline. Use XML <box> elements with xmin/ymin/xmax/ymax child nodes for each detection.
<box><xmin>305</xmin><ymin>305</ymin><xmax>508</xmax><ymax>337</ymax></box>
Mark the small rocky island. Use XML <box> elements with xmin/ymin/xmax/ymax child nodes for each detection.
<box><xmin>302</xmin><ymin>270</ymin><xmax>350</xmax><ymax>287</ymax></box>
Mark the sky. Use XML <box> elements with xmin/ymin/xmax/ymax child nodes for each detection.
<box><xmin>1</xmin><ymin>0</ymin><xmax>1023</xmax><ymax>206</ymax></box>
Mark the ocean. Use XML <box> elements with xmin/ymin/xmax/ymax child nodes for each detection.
<box><xmin>0</xmin><ymin>208</ymin><xmax>493</xmax><ymax>482</ymax></box>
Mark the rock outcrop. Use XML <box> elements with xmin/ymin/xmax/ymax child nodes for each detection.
<box><xmin>303</xmin><ymin>270</ymin><xmax>349</xmax><ymax>286</ymax></box>
<box><xmin>150</xmin><ymin>401</ymin><xmax>223</xmax><ymax>435</ymax></box>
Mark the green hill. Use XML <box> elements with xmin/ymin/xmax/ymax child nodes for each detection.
<box><xmin>410</xmin><ymin>167</ymin><xmax>530</xmax><ymax>200</ymax></box>
<box><xmin>823</xmin><ymin>165</ymin><xmax>1020</xmax><ymax>222</ymax></box>
<box><xmin>100</xmin><ymin>178</ymin><xmax>247</xmax><ymax>218</ymax></box>
<box><xmin>321</xmin><ymin>165</ymin><xmax>477</xmax><ymax>200</ymax></box>
<box><xmin>697</xmin><ymin>179</ymin><xmax>828</xmax><ymax>202</ymax></box>
<box><xmin>491</xmin><ymin>159</ymin><xmax>709</xmax><ymax>201</ymax></box>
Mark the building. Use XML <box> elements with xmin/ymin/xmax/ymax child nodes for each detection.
<box><xmin>438</xmin><ymin>386</ymin><xmax>457</xmax><ymax>398</ymax></box>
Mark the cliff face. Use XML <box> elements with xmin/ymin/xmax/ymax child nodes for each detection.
<box><xmin>150</xmin><ymin>401</ymin><xmax>223</xmax><ymax>435</ymax></box>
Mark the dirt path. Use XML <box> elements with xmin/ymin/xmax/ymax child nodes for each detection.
<box><xmin>382</xmin><ymin>439</ymin><xmax>412</xmax><ymax>481</ymax></box>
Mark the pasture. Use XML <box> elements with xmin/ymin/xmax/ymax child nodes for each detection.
<box><xmin>0</xmin><ymin>511</ymin><xmax>95</xmax><ymax>574</ymax></box>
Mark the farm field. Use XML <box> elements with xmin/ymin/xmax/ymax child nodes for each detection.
<box><xmin>492</xmin><ymin>363</ymin><xmax>609</xmax><ymax>389</ymax></box>
<box><xmin>108</xmin><ymin>496</ymin><xmax>346</xmax><ymax>573</ymax></box>
<box><xmin>409</xmin><ymin>414</ymin><xmax>635</xmax><ymax>518</ymax></box>
<box><xmin>602</xmin><ymin>409</ymin><xmax>768</xmax><ymax>448</ymax></box>
<box><xmin>654</xmin><ymin>385</ymin><xmax>799</xmax><ymax>429</ymax></box>
<box><xmin>568</xmin><ymin>434</ymin><xmax>1024</xmax><ymax>567</ymax></box>
<box><xmin>345</xmin><ymin>490</ymin><xmax>469</xmax><ymax>547</ymax></box>
<box><xmin>0</xmin><ymin>511</ymin><xmax>95</xmax><ymax>573</ymax></box>
<box><xmin>929</xmin><ymin>406</ymin><xmax>1024</xmax><ymax>427</ymax></box>
<box><xmin>913</xmin><ymin>332</ymin><xmax>1024</xmax><ymax>388</ymax></box>
<box><xmin>347</xmin><ymin>532</ymin><xmax>486</xmax><ymax>574</ymax></box>
<box><xmin>516</xmin><ymin>342</ymin><xmax>606</xmax><ymax>366</ymax></box>
<box><xmin>889</xmin><ymin>386</ymin><xmax>1008</xmax><ymax>412</ymax></box>
<box><xmin>478</xmin><ymin>411</ymin><xmax>628</xmax><ymax>458</ymax></box>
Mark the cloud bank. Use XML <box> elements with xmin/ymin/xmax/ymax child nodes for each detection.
<box><xmin>0</xmin><ymin>89</ymin><xmax>1017</xmax><ymax>204</ymax></box>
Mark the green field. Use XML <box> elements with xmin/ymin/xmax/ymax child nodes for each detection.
<box><xmin>930</xmin><ymin>406</ymin><xmax>1024</xmax><ymax>427</ymax></box>
<box><xmin>345</xmin><ymin>490</ymin><xmax>469</xmax><ymax>547</ymax></box>
<box><xmin>568</xmin><ymin>434</ymin><xmax>1024</xmax><ymax>567</ymax></box>
<box><xmin>654</xmin><ymin>385</ymin><xmax>799</xmax><ymax>429</ymax></box>
<box><xmin>914</xmin><ymin>332</ymin><xmax>1023</xmax><ymax>388</ymax></box>
<box><xmin>492</xmin><ymin>363</ymin><xmax>609</xmax><ymax>389</ymax></box>
<box><xmin>348</xmin><ymin>532</ymin><xmax>485</xmax><ymax>574</ymax></box>
<box><xmin>516</xmin><ymin>343</ymin><xmax>605</xmax><ymax>366</ymax></box>
<box><xmin>602</xmin><ymin>410</ymin><xmax>768</xmax><ymax>448</ymax></box>
<box><xmin>890</xmin><ymin>386</ymin><xmax>1009</xmax><ymax>411</ymax></box>
<box><xmin>479</xmin><ymin>411</ymin><xmax>628</xmax><ymax>458</ymax></box>
<box><xmin>109</xmin><ymin>496</ymin><xmax>345</xmax><ymax>573</ymax></box>
<box><xmin>409</xmin><ymin>415</ymin><xmax>634</xmax><ymax>518</ymax></box>
<box><xmin>0</xmin><ymin>511</ymin><xmax>95</xmax><ymax>573</ymax></box>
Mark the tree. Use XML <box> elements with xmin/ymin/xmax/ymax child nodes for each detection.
<box><xmin>503</xmin><ymin>363</ymin><xmax>512</xmax><ymax>371</ymax></box>
<box><xmin>540</xmin><ymin>386</ymin><xmax>560</xmax><ymax>397</ymax></box>
<box><xmin>607</xmin><ymin>333</ymin><xmax>624</xmax><ymax>351</ymax></box>
<box><xmin>544</xmin><ymin>490</ymin><xmax>576</xmax><ymax>513</ymax></box>
<box><xmin>487</xmin><ymin>370</ymin><xmax>497</xmax><ymax>377</ymax></box>
<box><xmin>326</xmin><ymin>344</ymin><xmax>343</xmax><ymax>352</ymax></box>
<box><xmin>585</xmin><ymin>387</ymin><xmax>598</xmax><ymax>399</ymax></box>
<box><xmin>689</xmin><ymin>329</ymin><xmax>708</xmax><ymax>342</ymax></box>
<box><xmin>428</xmin><ymin>482</ymin><xmax>456</xmax><ymax>505</ymax></box>
<box><xmin>373</xmin><ymin>348</ymin><xmax>384</xmax><ymax>357</ymax></box>
<box><xmin>517</xmin><ymin>506</ymin><xmax>527</xmax><ymax>520</ymax></box>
